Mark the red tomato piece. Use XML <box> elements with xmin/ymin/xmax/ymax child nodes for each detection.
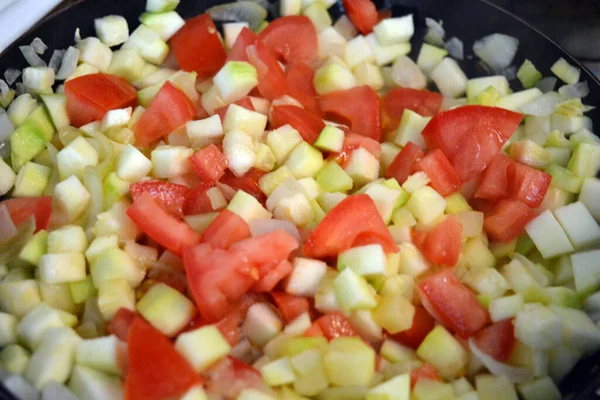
<box><xmin>220</xmin><ymin>168</ymin><xmax>267</xmax><ymax>204</ymax></box>
<box><xmin>473</xmin><ymin>318</ymin><xmax>516</xmax><ymax>362</ymax></box>
<box><xmin>304</xmin><ymin>194</ymin><xmax>399</xmax><ymax>259</ymax></box>
<box><xmin>259</xmin><ymin>16</ymin><xmax>318</xmax><ymax>65</ymax></box>
<box><xmin>390</xmin><ymin>306</ymin><xmax>436</xmax><ymax>349</ymax></box>
<box><xmin>286</xmin><ymin>63</ymin><xmax>320</xmax><ymax>114</ymax></box>
<box><xmin>378</xmin><ymin>9</ymin><xmax>393</xmax><ymax>21</ymax></box>
<box><xmin>474</xmin><ymin>154</ymin><xmax>516</xmax><ymax>201</ymax></box>
<box><xmin>170</xmin><ymin>14</ymin><xmax>227</xmax><ymax>79</ymax></box>
<box><xmin>252</xmin><ymin>259</ymin><xmax>293</xmax><ymax>292</ymax></box>
<box><xmin>410</xmin><ymin>364</ymin><xmax>441</xmax><ymax>389</ymax></box>
<box><xmin>271</xmin><ymin>105</ymin><xmax>325</xmax><ymax>144</ymax></box>
<box><xmin>342</xmin><ymin>0</ymin><xmax>379</xmax><ymax>34</ymax></box>
<box><xmin>417</xmin><ymin>149</ymin><xmax>462</xmax><ymax>196</ymax></box>
<box><xmin>127</xmin><ymin>192</ymin><xmax>202</xmax><ymax>255</ymax></box>
<box><xmin>382</xmin><ymin>87</ymin><xmax>443</xmax><ymax>130</ymax></box>
<box><xmin>230</xmin><ymin>230</ymin><xmax>299</xmax><ymax>271</ymax></box>
<box><xmin>182</xmin><ymin>183</ymin><xmax>223</xmax><ymax>215</ymax></box>
<box><xmin>315</xmin><ymin>312</ymin><xmax>358</xmax><ymax>340</ymax></box>
<box><xmin>205</xmin><ymin>356</ymin><xmax>266</xmax><ymax>399</ymax></box>
<box><xmin>64</xmin><ymin>73</ymin><xmax>137</xmax><ymax>127</ymax></box>
<box><xmin>483</xmin><ymin>199</ymin><xmax>537</xmax><ymax>243</ymax></box>
<box><xmin>129</xmin><ymin>180</ymin><xmax>190</xmax><ymax>218</ymax></box>
<box><xmin>385</xmin><ymin>142</ymin><xmax>425</xmax><ymax>184</ymax></box>
<box><xmin>215</xmin><ymin>294</ymin><xmax>266</xmax><ymax>345</ymax></box>
<box><xmin>189</xmin><ymin>144</ymin><xmax>229</xmax><ymax>184</ymax></box>
<box><xmin>1</xmin><ymin>196</ymin><xmax>52</xmax><ymax>232</ymax></box>
<box><xmin>304</xmin><ymin>322</ymin><xmax>326</xmax><ymax>337</ymax></box>
<box><xmin>418</xmin><ymin>269</ymin><xmax>490</xmax><ymax>338</ymax></box>
<box><xmin>203</xmin><ymin>209</ymin><xmax>251</xmax><ymax>250</ymax></box>
<box><xmin>108</xmin><ymin>308</ymin><xmax>137</xmax><ymax>342</ymax></box>
<box><xmin>417</xmin><ymin>215</ymin><xmax>463</xmax><ymax>267</ymax></box>
<box><xmin>422</xmin><ymin>106</ymin><xmax>523</xmax><ymax>182</ymax></box>
<box><xmin>343</xmin><ymin>133</ymin><xmax>382</xmax><ymax>159</ymax></box>
<box><xmin>319</xmin><ymin>86</ymin><xmax>382</xmax><ymax>142</ymax></box>
<box><xmin>214</xmin><ymin>97</ymin><xmax>255</xmax><ymax>122</ymax></box>
<box><xmin>125</xmin><ymin>318</ymin><xmax>200</xmax><ymax>400</ymax></box>
<box><xmin>271</xmin><ymin>292</ymin><xmax>310</xmax><ymax>323</ymax></box>
<box><xmin>507</xmin><ymin>163</ymin><xmax>552</xmax><ymax>208</ymax></box>
<box><xmin>228</xmin><ymin>28</ymin><xmax>256</xmax><ymax>62</ymax></box>
<box><xmin>133</xmin><ymin>82</ymin><xmax>195</xmax><ymax>146</ymax></box>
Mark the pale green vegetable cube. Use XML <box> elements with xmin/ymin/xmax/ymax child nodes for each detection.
<box><xmin>303</xmin><ymin>3</ymin><xmax>332</xmax><ymax>32</ymax></box>
<box><xmin>417</xmin><ymin>43</ymin><xmax>448</xmax><ymax>75</ymax></box>
<box><xmin>47</xmin><ymin>225</ymin><xmax>87</xmax><ymax>254</ymax></box>
<box><xmin>117</xmin><ymin>144</ymin><xmax>152</xmax><ymax>182</ymax></box>
<box><xmin>338</xmin><ymin>244</ymin><xmax>386</xmax><ymax>277</ymax></box>
<box><xmin>550</xmin><ymin>305</ymin><xmax>600</xmax><ymax>353</ymax></box>
<box><xmin>554</xmin><ymin>201</ymin><xmax>600</xmax><ymax>249</ymax></box>
<box><xmin>151</xmin><ymin>145</ymin><xmax>193</xmax><ymax>178</ymax></box>
<box><xmin>373</xmin><ymin>15</ymin><xmax>414</xmax><ymax>45</ymax></box>
<box><xmin>496</xmin><ymin>88</ymin><xmax>543</xmax><ymax>112</ymax></box>
<box><xmin>514</xmin><ymin>304</ymin><xmax>563</xmax><ymax>350</ymax></box>
<box><xmin>267</xmin><ymin>125</ymin><xmax>304</xmax><ymax>164</ymax></box>
<box><xmin>475</xmin><ymin>375</ymin><xmax>517</xmax><ymax>400</ymax></box>
<box><xmin>261</xmin><ymin>357</ymin><xmax>296</xmax><ymax>386</ymax></box>
<box><xmin>324</xmin><ymin>337</ymin><xmax>376</xmax><ymax>386</ymax></box>
<box><xmin>285</xmin><ymin>142</ymin><xmax>324</xmax><ymax>179</ymax></box>
<box><xmin>0</xmin><ymin>280</ymin><xmax>42</xmax><ymax>318</ymax></box>
<box><xmin>108</xmin><ymin>49</ymin><xmax>144</xmax><ymax>82</ymax></box>
<box><xmin>175</xmin><ymin>325</ymin><xmax>232</xmax><ymax>372</ymax></box>
<box><xmin>95</xmin><ymin>15</ymin><xmax>129</xmax><ymax>46</ymax></box>
<box><xmin>314</xmin><ymin>62</ymin><xmax>356</xmax><ymax>95</ymax></box>
<box><xmin>242</xmin><ymin>303</ymin><xmax>283</xmax><ymax>346</ymax></box>
<box><xmin>69</xmin><ymin>365</ymin><xmax>124</xmax><ymax>399</ymax></box>
<box><xmin>90</xmin><ymin>247</ymin><xmax>145</xmax><ymax>288</ymax></box>
<box><xmin>366</xmin><ymin>373</ymin><xmax>410</xmax><ymax>400</ymax></box>
<box><xmin>314</xmin><ymin>125</ymin><xmax>344</xmax><ymax>153</ymax></box>
<box><xmin>76</xmin><ymin>335</ymin><xmax>126</xmax><ymax>375</ymax></box>
<box><xmin>413</xmin><ymin>379</ymin><xmax>456</xmax><ymax>400</ymax></box>
<box><xmin>57</xmin><ymin>136</ymin><xmax>99</xmax><ymax>180</ymax></box>
<box><xmin>316</xmin><ymin>161</ymin><xmax>353</xmax><ymax>193</ymax></box>
<box><xmin>97</xmin><ymin>279</ymin><xmax>135</xmax><ymax>321</ymax></box>
<box><xmin>353</xmin><ymin>62</ymin><xmax>384</xmax><ymax>91</ymax></box>
<box><xmin>223</xmin><ymin>104</ymin><xmax>267</xmax><ymax>140</ymax></box>
<box><xmin>525</xmin><ymin>210</ymin><xmax>574</xmax><ymax>259</ymax></box>
<box><xmin>344</xmin><ymin>35</ymin><xmax>375</xmax><ymax>69</ymax></box>
<box><xmin>489</xmin><ymin>294</ymin><xmax>524</xmax><ymax>322</ymax></box>
<box><xmin>227</xmin><ymin>189</ymin><xmax>272</xmax><ymax>223</ymax></box>
<box><xmin>373</xmin><ymin>294</ymin><xmax>414</xmax><ymax>334</ymax></box>
<box><xmin>551</xmin><ymin>57</ymin><xmax>580</xmax><ymax>84</ymax></box>
<box><xmin>38</xmin><ymin>253</ymin><xmax>86</xmax><ymax>284</ymax></box>
<box><xmin>344</xmin><ymin>147</ymin><xmax>379</xmax><ymax>187</ymax></box>
<box><xmin>430</xmin><ymin>58</ymin><xmax>468</xmax><ymax>98</ymax></box>
<box><xmin>238</xmin><ymin>389</ymin><xmax>278</xmax><ymax>400</ymax></box>
<box><xmin>0</xmin><ymin>344</ymin><xmax>30</xmax><ymax>374</ymax></box>
<box><xmin>54</xmin><ymin>175</ymin><xmax>91</xmax><ymax>222</ymax></box>
<box><xmin>394</xmin><ymin>110</ymin><xmax>428</xmax><ymax>151</ymax></box>
<box><xmin>0</xmin><ymin>312</ymin><xmax>18</xmax><ymax>347</ymax></box>
<box><xmin>333</xmin><ymin>267</ymin><xmax>378</xmax><ymax>310</ymax></box>
<box><xmin>19</xmin><ymin>230</ymin><xmax>48</xmax><ymax>266</ymax></box>
<box><xmin>136</xmin><ymin>282</ymin><xmax>196</xmax><ymax>337</ymax></box>
<box><xmin>406</xmin><ymin>186</ymin><xmax>446</xmax><ymax>225</ymax></box>
<box><xmin>417</xmin><ymin>325</ymin><xmax>468</xmax><ymax>379</ymax></box>
<box><xmin>12</xmin><ymin>161</ymin><xmax>50</xmax><ymax>197</ymax></box>
<box><xmin>398</xmin><ymin>243</ymin><xmax>430</xmax><ymax>277</ymax></box>
<box><xmin>285</xmin><ymin>257</ymin><xmax>327</xmax><ymax>297</ymax></box>
<box><xmin>380</xmin><ymin>340</ymin><xmax>416</xmax><ymax>363</ymax></box>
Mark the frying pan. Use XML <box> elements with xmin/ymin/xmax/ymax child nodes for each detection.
<box><xmin>1</xmin><ymin>0</ymin><xmax>599</xmax><ymax>398</ymax></box>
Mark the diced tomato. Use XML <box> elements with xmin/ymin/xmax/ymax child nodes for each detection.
<box><xmin>319</xmin><ymin>86</ymin><xmax>382</xmax><ymax>142</ymax></box>
<box><xmin>483</xmin><ymin>199</ymin><xmax>537</xmax><ymax>243</ymax></box>
<box><xmin>1</xmin><ymin>196</ymin><xmax>52</xmax><ymax>232</ymax></box>
<box><xmin>129</xmin><ymin>180</ymin><xmax>190</xmax><ymax>218</ymax></box>
<box><xmin>143</xmin><ymin>268</ymin><xmax>188</xmax><ymax>295</ymax></box>
<box><xmin>228</xmin><ymin>28</ymin><xmax>256</xmax><ymax>62</ymax></box>
<box><xmin>271</xmin><ymin>105</ymin><xmax>325</xmax><ymax>144</ymax></box>
<box><xmin>230</xmin><ymin>230</ymin><xmax>299</xmax><ymax>271</ymax></box>
<box><xmin>474</xmin><ymin>154</ymin><xmax>516</xmax><ymax>201</ymax></box>
<box><xmin>315</xmin><ymin>312</ymin><xmax>358</xmax><ymax>340</ymax></box>
<box><xmin>189</xmin><ymin>144</ymin><xmax>228</xmax><ymax>184</ymax></box>
<box><xmin>507</xmin><ymin>163</ymin><xmax>552</xmax><ymax>208</ymax></box>
<box><xmin>418</xmin><ymin>269</ymin><xmax>490</xmax><ymax>338</ymax></box>
<box><xmin>127</xmin><ymin>192</ymin><xmax>202</xmax><ymax>255</ymax></box>
<box><xmin>271</xmin><ymin>292</ymin><xmax>310</xmax><ymax>323</ymax></box>
<box><xmin>125</xmin><ymin>318</ymin><xmax>200</xmax><ymax>400</ymax></box>
<box><xmin>422</xmin><ymin>106</ymin><xmax>523</xmax><ymax>182</ymax></box>
<box><xmin>133</xmin><ymin>82</ymin><xmax>195</xmax><ymax>146</ymax></box>
<box><xmin>390</xmin><ymin>306</ymin><xmax>436</xmax><ymax>349</ymax></box>
<box><xmin>205</xmin><ymin>356</ymin><xmax>266</xmax><ymax>398</ymax></box>
<box><xmin>417</xmin><ymin>149</ymin><xmax>462</xmax><ymax>196</ymax></box>
<box><xmin>385</xmin><ymin>142</ymin><xmax>425</xmax><ymax>184</ymax></box>
<box><xmin>215</xmin><ymin>294</ymin><xmax>266</xmax><ymax>345</ymax></box>
<box><xmin>334</xmin><ymin>132</ymin><xmax>382</xmax><ymax>168</ymax></box>
<box><xmin>286</xmin><ymin>63</ymin><xmax>320</xmax><ymax>114</ymax></box>
<box><xmin>415</xmin><ymin>215</ymin><xmax>463</xmax><ymax>267</ymax></box>
<box><xmin>220</xmin><ymin>168</ymin><xmax>267</xmax><ymax>204</ymax></box>
<box><xmin>473</xmin><ymin>318</ymin><xmax>516</xmax><ymax>362</ymax></box>
<box><xmin>341</xmin><ymin>0</ymin><xmax>379</xmax><ymax>34</ymax></box>
<box><xmin>382</xmin><ymin>88</ymin><xmax>443</xmax><ymax>130</ymax></box>
<box><xmin>304</xmin><ymin>322</ymin><xmax>326</xmax><ymax>337</ymax></box>
<box><xmin>170</xmin><ymin>14</ymin><xmax>227</xmax><ymax>79</ymax></box>
<box><xmin>378</xmin><ymin>9</ymin><xmax>393</xmax><ymax>21</ymax></box>
<box><xmin>64</xmin><ymin>73</ymin><xmax>137</xmax><ymax>127</ymax></box>
<box><xmin>214</xmin><ymin>97</ymin><xmax>255</xmax><ymax>122</ymax></box>
<box><xmin>108</xmin><ymin>308</ymin><xmax>137</xmax><ymax>342</ymax></box>
<box><xmin>203</xmin><ymin>210</ymin><xmax>251</xmax><ymax>250</ymax></box>
<box><xmin>182</xmin><ymin>183</ymin><xmax>223</xmax><ymax>215</ymax></box>
<box><xmin>252</xmin><ymin>259</ymin><xmax>293</xmax><ymax>292</ymax></box>
<box><xmin>410</xmin><ymin>364</ymin><xmax>441</xmax><ymax>389</ymax></box>
<box><xmin>304</xmin><ymin>194</ymin><xmax>399</xmax><ymax>259</ymax></box>
<box><xmin>258</xmin><ymin>16</ymin><xmax>318</xmax><ymax>65</ymax></box>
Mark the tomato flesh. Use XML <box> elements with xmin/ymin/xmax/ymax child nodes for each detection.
<box><xmin>416</xmin><ymin>149</ymin><xmax>462</xmax><ymax>196</ymax></box>
<box><xmin>473</xmin><ymin>318</ymin><xmax>516</xmax><ymax>362</ymax></box>
<box><xmin>483</xmin><ymin>199</ymin><xmax>537</xmax><ymax>243</ymax></box>
<box><xmin>286</xmin><ymin>63</ymin><xmax>320</xmax><ymax>115</ymax></box>
<box><xmin>129</xmin><ymin>180</ymin><xmax>190</xmax><ymax>218</ymax></box>
<box><xmin>383</xmin><ymin>88</ymin><xmax>443</xmax><ymax>131</ymax></box>
<box><xmin>342</xmin><ymin>0</ymin><xmax>379</xmax><ymax>34</ymax></box>
<box><xmin>108</xmin><ymin>308</ymin><xmax>137</xmax><ymax>342</ymax></box>
<box><xmin>189</xmin><ymin>144</ymin><xmax>229</xmax><ymax>184</ymax></box>
<box><xmin>258</xmin><ymin>16</ymin><xmax>318</xmax><ymax>65</ymax></box>
<box><xmin>1</xmin><ymin>196</ymin><xmax>52</xmax><ymax>232</ymax></box>
<box><xmin>271</xmin><ymin>105</ymin><xmax>325</xmax><ymax>144</ymax></box>
<box><xmin>202</xmin><ymin>209</ymin><xmax>251</xmax><ymax>250</ymax></box>
<box><xmin>415</xmin><ymin>215</ymin><xmax>463</xmax><ymax>267</ymax></box>
<box><xmin>385</xmin><ymin>142</ymin><xmax>425</xmax><ymax>184</ymax></box>
<box><xmin>220</xmin><ymin>169</ymin><xmax>267</xmax><ymax>204</ymax></box>
<box><xmin>507</xmin><ymin>162</ymin><xmax>552</xmax><ymax>208</ymax></box>
<box><xmin>475</xmin><ymin>154</ymin><xmax>515</xmax><ymax>201</ymax></box>
<box><xmin>314</xmin><ymin>312</ymin><xmax>358</xmax><ymax>340</ymax></box>
<box><xmin>271</xmin><ymin>292</ymin><xmax>310</xmax><ymax>323</ymax></box>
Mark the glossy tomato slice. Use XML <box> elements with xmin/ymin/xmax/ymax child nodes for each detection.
<box><xmin>473</xmin><ymin>318</ymin><xmax>516</xmax><ymax>362</ymax></box>
<box><xmin>251</xmin><ymin>259</ymin><xmax>293</xmax><ymax>292</ymax></box>
<box><xmin>271</xmin><ymin>105</ymin><xmax>325</xmax><ymax>144</ymax></box>
<box><xmin>108</xmin><ymin>308</ymin><xmax>137</xmax><ymax>342</ymax></box>
<box><xmin>189</xmin><ymin>144</ymin><xmax>228</xmax><ymax>184</ymax></box>
<box><xmin>390</xmin><ymin>306</ymin><xmax>436</xmax><ymax>349</ymax></box>
<box><xmin>474</xmin><ymin>154</ymin><xmax>516</xmax><ymax>201</ymax></box>
<box><xmin>182</xmin><ymin>183</ymin><xmax>223</xmax><ymax>215</ymax></box>
<box><xmin>304</xmin><ymin>194</ymin><xmax>398</xmax><ymax>259</ymax></box>
<box><xmin>258</xmin><ymin>16</ymin><xmax>318</xmax><ymax>65</ymax></box>
<box><xmin>220</xmin><ymin>168</ymin><xmax>267</xmax><ymax>204</ymax></box>
<box><xmin>170</xmin><ymin>14</ymin><xmax>227</xmax><ymax>79</ymax></box>
<box><xmin>483</xmin><ymin>199</ymin><xmax>537</xmax><ymax>243</ymax></box>
<box><xmin>342</xmin><ymin>0</ymin><xmax>379</xmax><ymax>34</ymax></box>
<box><xmin>385</xmin><ymin>142</ymin><xmax>425</xmax><ymax>184</ymax></box>
<box><xmin>418</xmin><ymin>269</ymin><xmax>490</xmax><ymax>338</ymax></box>
<box><xmin>286</xmin><ymin>63</ymin><xmax>320</xmax><ymax>114</ymax></box>
<box><xmin>315</xmin><ymin>312</ymin><xmax>358</xmax><ymax>340</ymax></box>
<box><xmin>319</xmin><ymin>86</ymin><xmax>382</xmax><ymax>142</ymax></box>
<box><xmin>416</xmin><ymin>149</ymin><xmax>462</xmax><ymax>196</ymax></box>
<box><xmin>203</xmin><ymin>209</ymin><xmax>251</xmax><ymax>250</ymax></box>
<box><xmin>229</xmin><ymin>230</ymin><xmax>299</xmax><ymax>271</ymax></box>
<box><xmin>507</xmin><ymin>162</ymin><xmax>552</xmax><ymax>208</ymax></box>
<box><xmin>416</xmin><ymin>215</ymin><xmax>463</xmax><ymax>267</ymax></box>
<box><xmin>129</xmin><ymin>180</ymin><xmax>190</xmax><ymax>218</ymax></box>
<box><xmin>383</xmin><ymin>87</ymin><xmax>443</xmax><ymax>130</ymax></box>
<box><xmin>271</xmin><ymin>292</ymin><xmax>310</xmax><ymax>323</ymax></box>
<box><xmin>1</xmin><ymin>196</ymin><xmax>52</xmax><ymax>232</ymax></box>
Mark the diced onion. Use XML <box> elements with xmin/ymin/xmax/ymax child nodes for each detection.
<box><xmin>31</xmin><ymin>37</ymin><xmax>48</xmax><ymax>55</ymax></box>
<box><xmin>520</xmin><ymin>92</ymin><xmax>564</xmax><ymax>116</ymax></box>
<box><xmin>49</xmin><ymin>49</ymin><xmax>66</xmax><ymax>73</ymax></box>
<box><xmin>444</xmin><ymin>37</ymin><xmax>464</xmax><ymax>60</ymax></box>
<box><xmin>207</xmin><ymin>1</ymin><xmax>268</xmax><ymax>31</ymax></box>
<box><xmin>0</xmin><ymin>217</ymin><xmax>34</xmax><ymax>264</ymax></box>
<box><xmin>42</xmin><ymin>381</ymin><xmax>78</xmax><ymax>400</ymax></box>
<box><xmin>473</xmin><ymin>33</ymin><xmax>519</xmax><ymax>72</ymax></box>
<box><xmin>250</xmin><ymin>218</ymin><xmax>301</xmax><ymax>241</ymax></box>
<box><xmin>3</xmin><ymin>69</ymin><xmax>21</xmax><ymax>85</ymax></box>
<box><xmin>74</xmin><ymin>27</ymin><xmax>82</xmax><ymax>43</ymax></box>
<box><xmin>424</xmin><ymin>18</ymin><xmax>445</xmax><ymax>47</ymax></box>
<box><xmin>0</xmin><ymin>79</ymin><xmax>9</xmax><ymax>98</ymax></box>
<box><xmin>536</xmin><ymin>77</ymin><xmax>557</xmax><ymax>93</ymax></box>
<box><xmin>0</xmin><ymin>110</ymin><xmax>15</xmax><ymax>142</ymax></box>
<box><xmin>216</xmin><ymin>182</ymin><xmax>237</xmax><ymax>201</ymax></box>
<box><xmin>0</xmin><ymin>205</ymin><xmax>17</xmax><ymax>243</ymax></box>
<box><xmin>56</xmin><ymin>46</ymin><xmax>80</xmax><ymax>80</ymax></box>
<box><xmin>501</xmin><ymin>65</ymin><xmax>517</xmax><ymax>80</ymax></box>
<box><xmin>469</xmin><ymin>338</ymin><xmax>533</xmax><ymax>383</ymax></box>
<box><xmin>559</xmin><ymin>81</ymin><xmax>589</xmax><ymax>99</ymax></box>
<box><xmin>83</xmin><ymin>166</ymin><xmax>104</xmax><ymax>235</ymax></box>
<box><xmin>246</xmin><ymin>45</ymin><xmax>268</xmax><ymax>76</ymax></box>
<box><xmin>19</xmin><ymin>45</ymin><xmax>47</xmax><ymax>67</ymax></box>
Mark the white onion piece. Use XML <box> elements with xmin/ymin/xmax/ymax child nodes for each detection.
<box><xmin>83</xmin><ymin>166</ymin><xmax>103</xmax><ymax>233</ymax></box>
<box><xmin>74</xmin><ymin>27</ymin><xmax>82</xmax><ymax>43</ymax></box>
<box><xmin>424</xmin><ymin>18</ymin><xmax>445</xmax><ymax>47</ymax></box>
<box><xmin>536</xmin><ymin>77</ymin><xmax>557</xmax><ymax>93</ymax></box>
<box><xmin>207</xmin><ymin>1</ymin><xmax>267</xmax><ymax>31</ymax></box>
<box><xmin>473</xmin><ymin>33</ymin><xmax>519</xmax><ymax>72</ymax></box>
<box><xmin>391</xmin><ymin>55</ymin><xmax>427</xmax><ymax>89</ymax></box>
<box><xmin>0</xmin><ymin>139</ymin><xmax>10</xmax><ymax>159</ymax></box>
<box><xmin>16</xmin><ymin>82</ymin><xmax>29</xmax><ymax>95</ymax></box>
<box><xmin>0</xmin><ymin>111</ymin><xmax>15</xmax><ymax>142</ymax></box>
<box><xmin>468</xmin><ymin>338</ymin><xmax>533</xmax><ymax>383</ymax></box>
<box><xmin>56</xmin><ymin>46</ymin><xmax>80</xmax><ymax>80</ymax></box>
<box><xmin>46</xmin><ymin>142</ymin><xmax>59</xmax><ymax>166</ymax></box>
<box><xmin>444</xmin><ymin>37</ymin><xmax>464</xmax><ymax>60</ymax></box>
<box><xmin>3</xmin><ymin>374</ymin><xmax>38</xmax><ymax>400</ymax></box>
<box><xmin>31</xmin><ymin>37</ymin><xmax>48</xmax><ymax>55</ymax></box>
<box><xmin>520</xmin><ymin>92</ymin><xmax>563</xmax><ymax>116</ymax></box>
<box><xmin>417</xmin><ymin>287</ymin><xmax>444</xmax><ymax>323</ymax></box>
<box><xmin>42</xmin><ymin>381</ymin><xmax>78</xmax><ymax>400</ymax></box>
<box><xmin>19</xmin><ymin>45</ymin><xmax>47</xmax><ymax>67</ymax></box>
<box><xmin>501</xmin><ymin>65</ymin><xmax>517</xmax><ymax>81</ymax></box>
<box><xmin>0</xmin><ymin>205</ymin><xmax>18</xmax><ymax>243</ymax></box>
<box><xmin>250</xmin><ymin>218</ymin><xmax>301</xmax><ymax>241</ymax></box>
<box><xmin>49</xmin><ymin>49</ymin><xmax>66</xmax><ymax>73</ymax></box>
<box><xmin>216</xmin><ymin>182</ymin><xmax>237</xmax><ymax>201</ymax></box>
<box><xmin>559</xmin><ymin>81</ymin><xmax>589</xmax><ymax>99</ymax></box>
<box><xmin>3</xmin><ymin>68</ymin><xmax>21</xmax><ymax>85</ymax></box>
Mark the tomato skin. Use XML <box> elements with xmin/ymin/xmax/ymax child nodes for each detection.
<box><xmin>473</xmin><ymin>318</ymin><xmax>516</xmax><ymax>362</ymax></box>
<box><xmin>416</xmin><ymin>149</ymin><xmax>462</xmax><ymax>196</ymax></box>
<box><xmin>271</xmin><ymin>292</ymin><xmax>310</xmax><ymax>323</ymax></box>
<box><xmin>170</xmin><ymin>14</ymin><xmax>227</xmax><ymax>79</ymax></box>
<box><xmin>108</xmin><ymin>308</ymin><xmax>137</xmax><ymax>342</ymax></box>
<box><xmin>258</xmin><ymin>16</ymin><xmax>318</xmax><ymax>65</ymax></box>
<box><xmin>189</xmin><ymin>144</ymin><xmax>229</xmax><ymax>184</ymax></box>
<box><xmin>64</xmin><ymin>73</ymin><xmax>137</xmax><ymax>127</ymax></box>
<box><xmin>410</xmin><ymin>364</ymin><xmax>441</xmax><ymax>388</ymax></box>
<box><xmin>483</xmin><ymin>199</ymin><xmax>537</xmax><ymax>243</ymax></box>
<box><xmin>319</xmin><ymin>86</ymin><xmax>382</xmax><ymax>142</ymax></box>
<box><xmin>315</xmin><ymin>312</ymin><xmax>358</xmax><ymax>340</ymax></box>
<box><xmin>342</xmin><ymin>0</ymin><xmax>379</xmax><ymax>34</ymax></box>
<box><xmin>383</xmin><ymin>88</ymin><xmax>443</xmax><ymax>130</ymax></box>
<box><xmin>286</xmin><ymin>63</ymin><xmax>320</xmax><ymax>114</ymax></box>
<box><xmin>133</xmin><ymin>82</ymin><xmax>195</xmax><ymax>146</ymax></box>
<box><xmin>271</xmin><ymin>105</ymin><xmax>325</xmax><ymax>144</ymax></box>
<box><xmin>304</xmin><ymin>194</ymin><xmax>399</xmax><ymax>259</ymax></box>
<box><xmin>203</xmin><ymin>210</ymin><xmax>251</xmax><ymax>250</ymax></box>
<box><xmin>220</xmin><ymin>169</ymin><xmax>267</xmax><ymax>204</ymax></box>
<box><xmin>474</xmin><ymin>154</ymin><xmax>515</xmax><ymax>201</ymax></box>
<box><xmin>215</xmin><ymin>97</ymin><xmax>255</xmax><ymax>122</ymax></box>
<box><xmin>419</xmin><ymin>269</ymin><xmax>490</xmax><ymax>338</ymax></box>
<box><xmin>127</xmin><ymin>192</ymin><xmax>202</xmax><ymax>255</ymax></box>
<box><xmin>390</xmin><ymin>306</ymin><xmax>436</xmax><ymax>349</ymax></box>
<box><xmin>125</xmin><ymin>318</ymin><xmax>200</xmax><ymax>400</ymax></box>
<box><xmin>507</xmin><ymin>163</ymin><xmax>552</xmax><ymax>208</ymax></box>
<box><xmin>1</xmin><ymin>196</ymin><xmax>52</xmax><ymax>232</ymax></box>
<box><xmin>129</xmin><ymin>180</ymin><xmax>190</xmax><ymax>218</ymax></box>
<box><xmin>229</xmin><ymin>230</ymin><xmax>299</xmax><ymax>271</ymax></box>
<box><xmin>182</xmin><ymin>183</ymin><xmax>223</xmax><ymax>215</ymax></box>
<box><xmin>385</xmin><ymin>142</ymin><xmax>425</xmax><ymax>184</ymax></box>
<box><xmin>416</xmin><ymin>215</ymin><xmax>463</xmax><ymax>267</ymax></box>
